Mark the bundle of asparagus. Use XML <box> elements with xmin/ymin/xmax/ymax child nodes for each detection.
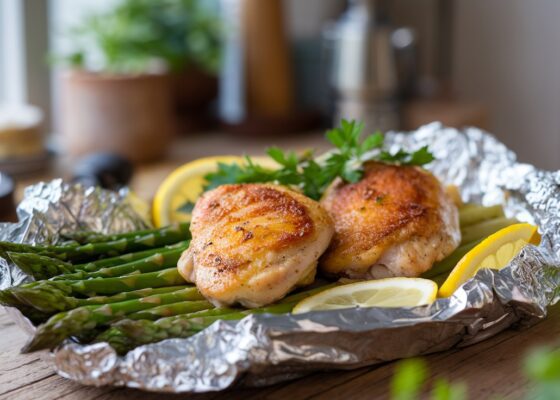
<box><xmin>95</xmin><ymin>287</ymin><xmax>333</xmax><ymax>354</ymax></box>
<box><xmin>0</xmin><ymin>204</ymin><xmax>514</xmax><ymax>354</ymax></box>
<box><xmin>0</xmin><ymin>222</ymin><xmax>334</xmax><ymax>353</ymax></box>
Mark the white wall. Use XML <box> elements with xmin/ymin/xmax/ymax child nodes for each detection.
<box><xmin>453</xmin><ymin>0</ymin><xmax>560</xmax><ymax>170</ymax></box>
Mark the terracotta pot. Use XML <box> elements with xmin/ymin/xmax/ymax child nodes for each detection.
<box><xmin>60</xmin><ymin>71</ymin><xmax>175</xmax><ymax>163</ymax></box>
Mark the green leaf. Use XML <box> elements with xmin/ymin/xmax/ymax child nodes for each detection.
<box><xmin>407</xmin><ymin>146</ymin><xmax>435</xmax><ymax>166</ymax></box>
<box><xmin>326</xmin><ymin>129</ymin><xmax>345</xmax><ymax>148</ymax></box>
<box><xmin>350</xmin><ymin>120</ymin><xmax>364</xmax><ymax>142</ymax></box>
<box><xmin>266</xmin><ymin>147</ymin><xmax>300</xmax><ymax>170</ymax></box>
<box><xmin>524</xmin><ymin>347</ymin><xmax>560</xmax><ymax>382</ymax></box>
<box><xmin>266</xmin><ymin>147</ymin><xmax>288</xmax><ymax>166</ymax></box>
<box><xmin>187</xmin><ymin>119</ymin><xmax>435</xmax><ymax>201</ymax></box>
<box><xmin>286</xmin><ymin>151</ymin><xmax>299</xmax><ymax>169</ymax></box>
<box><xmin>203</xmin><ymin>162</ymin><xmax>245</xmax><ymax>190</ymax></box>
<box><xmin>430</xmin><ymin>378</ymin><xmax>467</xmax><ymax>400</ymax></box>
<box><xmin>360</xmin><ymin>132</ymin><xmax>384</xmax><ymax>154</ymax></box>
<box><xmin>301</xmin><ymin>160</ymin><xmax>324</xmax><ymax>200</ymax></box>
<box><xmin>391</xmin><ymin>358</ymin><xmax>428</xmax><ymax>400</ymax></box>
<box><xmin>380</xmin><ymin>149</ymin><xmax>408</xmax><ymax>163</ymax></box>
<box><xmin>379</xmin><ymin>146</ymin><xmax>434</xmax><ymax>166</ymax></box>
<box><xmin>340</xmin><ymin>119</ymin><xmax>352</xmax><ymax>136</ymax></box>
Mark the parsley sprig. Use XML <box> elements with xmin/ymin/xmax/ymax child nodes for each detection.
<box><xmin>179</xmin><ymin>119</ymin><xmax>434</xmax><ymax>213</ymax></box>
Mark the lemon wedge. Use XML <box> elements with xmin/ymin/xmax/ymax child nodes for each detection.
<box><xmin>438</xmin><ymin>223</ymin><xmax>541</xmax><ymax>297</ymax></box>
<box><xmin>152</xmin><ymin>156</ymin><xmax>279</xmax><ymax>227</ymax></box>
<box><xmin>292</xmin><ymin>278</ymin><xmax>437</xmax><ymax>314</ymax></box>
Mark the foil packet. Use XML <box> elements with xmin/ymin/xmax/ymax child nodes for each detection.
<box><xmin>1</xmin><ymin>123</ymin><xmax>559</xmax><ymax>393</ymax></box>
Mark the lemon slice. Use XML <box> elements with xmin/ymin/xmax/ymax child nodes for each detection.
<box><xmin>292</xmin><ymin>278</ymin><xmax>437</xmax><ymax>314</ymax></box>
<box><xmin>438</xmin><ymin>223</ymin><xmax>541</xmax><ymax>297</ymax></box>
<box><xmin>152</xmin><ymin>156</ymin><xmax>279</xmax><ymax>227</ymax></box>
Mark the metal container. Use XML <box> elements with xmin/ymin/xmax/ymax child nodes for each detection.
<box><xmin>327</xmin><ymin>0</ymin><xmax>416</xmax><ymax>132</ymax></box>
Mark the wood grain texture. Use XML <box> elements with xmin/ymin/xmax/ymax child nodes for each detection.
<box><xmin>1</xmin><ymin>304</ymin><xmax>558</xmax><ymax>400</ymax></box>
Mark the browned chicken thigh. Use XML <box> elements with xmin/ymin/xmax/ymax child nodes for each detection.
<box><xmin>178</xmin><ymin>184</ymin><xmax>334</xmax><ymax>308</ymax></box>
<box><xmin>320</xmin><ymin>162</ymin><xmax>460</xmax><ymax>279</ymax></box>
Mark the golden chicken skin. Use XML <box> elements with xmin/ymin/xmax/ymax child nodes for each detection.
<box><xmin>178</xmin><ymin>183</ymin><xmax>334</xmax><ymax>308</ymax></box>
<box><xmin>320</xmin><ymin>162</ymin><xmax>460</xmax><ymax>279</ymax></box>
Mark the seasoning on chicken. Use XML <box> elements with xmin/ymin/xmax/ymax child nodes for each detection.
<box><xmin>178</xmin><ymin>184</ymin><xmax>334</xmax><ymax>308</ymax></box>
<box><xmin>319</xmin><ymin>162</ymin><xmax>461</xmax><ymax>279</ymax></box>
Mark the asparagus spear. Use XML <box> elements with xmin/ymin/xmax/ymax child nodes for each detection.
<box><xmin>22</xmin><ymin>286</ymin><xmax>204</xmax><ymax>352</ymax></box>
<box><xmin>416</xmin><ymin>210</ymin><xmax>513</xmax><ymax>282</ymax></box>
<box><xmin>421</xmin><ymin>214</ymin><xmax>518</xmax><ymax>281</ymax></box>
<box><xmin>429</xmin><ymin>272</ymin><xmax>448</xmax><ymax>287</ymax></box>
<box><xmin>98</xmin><ymin>302</ymin><xmax>296</xmax><ymax>354</ymax></box>
<box><xmin>6</xmin><ymin>241</ymin><xmax>190</xmax><ymax>281</ymax></box>
<box><xmin>62</xmin><ymin>223</ymin><xmax>189</xmax><ymax>244</ymax></box>
<box><xmin>127</xmin><ymin>300</ymin><xmax>214</xmax><ymax>320</ymax></box>
<box><xmin>0</xmin><ymin>290</ymin><xmax>50</xmax><ymax>323</ymax></box>
<box><xmin>0</xmin><ymin>289</ymin><xmax>18</xmax><ymax>308</ymax></box>
<box><xmin>460</xmin><ymin>217</ymin><xmax>518</xmax><ymax>245</ymax></box>
<box><xmin>7</xmin><ymin>285</ymin><xmax>189</xmax><ymax>314</ymax></box>
<box><xmin>5</xmin><ymin>282</ymin><xmax>73</xmax><ymax>312</ymax></box>
<box><xmin>458</xmin><ymin>203</ymin><xmax>479</xmax><ymax>211</ymax></box>
<box><xmin>84</xmin><ymin>286</ymin><xmax>192</xmax><ymax>305</ymax></box>
<box><xmin>51</xmin><ymin>245</ymin><xmax>186</xmax><ymax>281</ymax></box>
<box><xmin>42</xmin><ymin>268</ymin><xmax>187</xmax><ymax>297</ymax></box>
<box><xmin>96</xmin><ymin>284</ymin><xmax>336</xmax><ymax>354</ymax></box>
<box><xmin>1</xmin><ymin>268</ymin><xmax>188</xmax><ymax>312</ymax></box>
<box><xmin>459</xmin><ymin>204</ymin><xmax>505</xmax><ymax>227</ymax></box>
<box><xmin>0</xmin><ymin>223</ymin><xmax>191</xmax><ymax>263</ymax></box>
<box><xmin>69</xmin><ymin>268</ymin><xmax>187</xmax><ymax>295</ymax></box>
<box><xmin>73</xmin><ymin>240</ymin><xmax>189</xmax><ymax>272</ymax></box>
<box><xmin>7</xmin><ymin>252</ymin><xmax>75</xmax><ymax>280</ymax></box>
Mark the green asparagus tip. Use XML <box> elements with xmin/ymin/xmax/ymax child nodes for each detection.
<box><xmin>0</xmin><ymin>289</ymin><xmax>21</xmax><ymax>307</ymax></box>
<box><xmin>22</xmin><ymin>308</ymin><xmax>93</xmax><ymax>353</ymax></box>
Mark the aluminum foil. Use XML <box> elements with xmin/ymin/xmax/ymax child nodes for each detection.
<box><xmin>1</xmin><ymin>123</ymin><xmax>559</xmax><ymax>393</ymax></box>
<box><xmin>0</xmin><ymin>180</ymin><xmax>149</xmax><ymax>290</ymax></box>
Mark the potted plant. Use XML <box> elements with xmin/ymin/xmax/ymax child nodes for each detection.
<box><xmin>57</xmin><ymin>0</ymin><xmax>222</xmax><ymax>162</ymax></box>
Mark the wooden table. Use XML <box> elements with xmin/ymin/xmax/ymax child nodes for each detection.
<box><xmin>2</xmin><ymin>132</ymin><xmax>559</xmax><ymax>399</ymax></box>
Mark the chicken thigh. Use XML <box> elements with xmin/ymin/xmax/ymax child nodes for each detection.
<box><xmin>178</xmin><ymin>183</ymin><xmax>334</xmax><ymax>308</ymax></box>
<box><xmin>320</xmin><ymin>162</ymin><xmax>460</xmax><ymax>279</ymax></box>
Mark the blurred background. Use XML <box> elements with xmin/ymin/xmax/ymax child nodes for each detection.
<box><xmin>0</xmin><ymin>0</ymin><xmax>559</xmax><ymax>218</ymax></box>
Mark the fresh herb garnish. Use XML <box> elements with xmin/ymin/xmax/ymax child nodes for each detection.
<box><xmin>178</xmin><ymin>119</ymin><xmax>434</xmax><ymax>212</ymax></box>
<box><xmin>380</xmin><ymin>145</ymin><xmax>435</xmax><ymax>166</ymax></box>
